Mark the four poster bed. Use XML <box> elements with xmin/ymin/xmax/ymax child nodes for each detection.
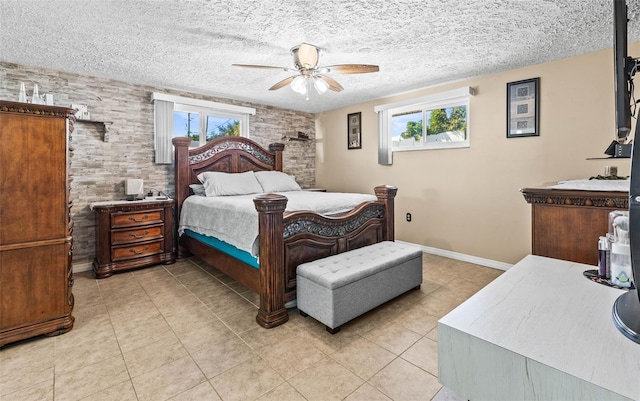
<box><xmin>172</xmin><ymin>136</ymin><xmax>397</xmax><ymax>329</ymax></box>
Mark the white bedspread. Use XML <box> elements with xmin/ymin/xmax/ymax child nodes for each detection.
<box><xmin>178</xmin><ymin>191</ymin><xmax>377</xmax><ymax>256</ymax></box>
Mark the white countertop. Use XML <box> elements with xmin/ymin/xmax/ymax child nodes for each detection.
<box><xmin>89</xmin><ymin>198</ymin><xmax>172</xmax><ymax>210</ymax></box>
<box><xmin>547</xmin><ymin>178</ymin><xmax>629</xmax><ymax>191</ymax></box>
<box><xmin>438</xmin><ymin>255</ymin><xmax>640</xmax><ymax>400</ymax></box>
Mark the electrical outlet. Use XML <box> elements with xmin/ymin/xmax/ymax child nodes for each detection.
<box><xmin>406</xmin><ymin>212</ymin><xmax>411</xmax><ymax>222</ymax></box>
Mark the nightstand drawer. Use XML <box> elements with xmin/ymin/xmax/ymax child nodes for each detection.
<box><xmin>111</xmin><ymin>209</ymin><xmax>163</xmax><ymax>228</ymax></box>
<box><xmin>111</xmin><ymin>225</ymin><xmax>163</xmax><ymax>245</ymax></box>
<box><xmin>112</xmin><ymin>240</ymin><xmax>163</xmax><ymax>261</ymax></box>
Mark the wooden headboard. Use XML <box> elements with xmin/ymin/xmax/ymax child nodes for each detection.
<box><xmin>172</xmin><ymin>136</ymin><xmax>285</xmax><ymax>218</ymax></box>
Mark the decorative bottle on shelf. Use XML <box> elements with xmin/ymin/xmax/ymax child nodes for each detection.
<box><xmin>31</xmin><ymin>84</ymin><xmax>43</xmax><ymax>104</ymax></box>
<box><xmin>18</xmin><ymin>82</ymin><xmax>27</xmax><ymax>103</ymax></box>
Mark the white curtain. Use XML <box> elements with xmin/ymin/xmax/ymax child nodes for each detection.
<box><xmin>153</xmin><ymin>99</ymin><xmax>174</xmax><ymax>164</ymax></box>
<box><xmin>377</xmin><ymin>110</ymin><xmax>392</xmax><ymax>165</ymax></box>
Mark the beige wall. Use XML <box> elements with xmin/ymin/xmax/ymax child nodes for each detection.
<box><xmin>316</xmin><ymin>43</ymin><xmax>639</xmax><ymax>265</ymax></box>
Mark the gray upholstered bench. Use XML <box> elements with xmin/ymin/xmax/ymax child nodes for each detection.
<box><xmin>296</xmin><ymin>241</ymin><xmax>423</xmax><ymax>334</ymax></box>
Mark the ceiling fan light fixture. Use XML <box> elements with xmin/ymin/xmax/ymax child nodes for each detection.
<box><xmin>291</xmin><ymin>43</ymin><xmax>321</xmax><ymax>70</ymax></box>
<box><xmin>291</xmin><ymin>75</ymin><xmax>307</xmax><ymax>94</ymax></box>
<box><xmin>313</xmin><ymin>77</ymin><xmax>329</xmax><ymax>94</ymax></box>
<box><xmin>234</xmin><ymin>42</ymin><xmax>379</xmax><ymax>97</ymax></box>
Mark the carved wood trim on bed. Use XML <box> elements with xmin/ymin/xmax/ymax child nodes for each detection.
<box><xmin>172</xmin><ymin>135</ymin><xmax>397</xmax><ymax>329</ymax></box>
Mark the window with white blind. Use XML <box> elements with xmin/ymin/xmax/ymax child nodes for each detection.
<box><xmin>151</xmin><ymin>93</ymin><xmax>255</xmax><ymax>164</ymax></box>
<box><xmin>375</xmin><ymin>86</ymin><xmax>475</xmax><ymax>165</ymax></box>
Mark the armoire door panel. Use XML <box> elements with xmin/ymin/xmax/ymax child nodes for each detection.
<box><xmin>0</xmin><ymin>115</ymin><xmax>67</xmax><ymax>244</ymax></box>
<box><xmin>0</xmin><ymin>243</ymin><xmax>68</xmax><ymax>329</ymax></box>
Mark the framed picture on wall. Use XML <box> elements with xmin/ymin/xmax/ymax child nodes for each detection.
<box><xmin>507</xmin><ymin>77</ymin><xmax>539</xmax><ymax>138</ymax></box>
<box><xmin>348</xmin><ymin>112</ymin><xmax>362</xmax><ymax>149</ymax></box>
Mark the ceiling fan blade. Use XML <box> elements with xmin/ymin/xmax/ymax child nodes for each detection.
<box><xmin>295</xmin><ymin>43</ymin><xmax>319</xmax><ymax>69</ymax></box>
<box><xmin>232</xmin><ymin>64</ymin><xmax>294</xmax><ymax>72</ymax></box>
<box><xmin>323</xmin><ymin>64</ymin><xmax>379</xmax><ymax>74</ymax></box>
<box><xmin>269</xmin><ymin>75</ymin><xmax>297</xmax><ymax>91</ymax></box>
<box><xmin>317</xmin><ymin>75</ymin><xmax>344</xmax><ymax>92</ymax></box>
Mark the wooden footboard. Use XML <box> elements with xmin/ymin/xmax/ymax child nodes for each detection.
<box><xmin>282</xmin><ymin>185</ymin><xmax>396</xmax><ymax>303</ymax></box>
<box><xmin>253</xmin><ymin>186</ymin><xmax>397</xmax><ymax>327</ymax></box>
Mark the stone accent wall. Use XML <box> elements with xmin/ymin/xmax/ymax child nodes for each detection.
<box><xmin>0</xmin><ymin>62</ymin><xmax>316</xmax><ymax>268</ymax></box>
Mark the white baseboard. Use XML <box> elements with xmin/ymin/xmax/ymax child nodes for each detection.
<box><xmin>396</xmin><ymin>240</ymin><xmax>512</xmax><ymax>271</ymax></box>
<box><xmin>72</xmin><ymin>244</ymin><xmax>513</xmax><ymax>274</ymax></box>
<box><xmin>72</xmin><ymin>261</ymin><xmax>93</xmax><ymax>273</ymax></box>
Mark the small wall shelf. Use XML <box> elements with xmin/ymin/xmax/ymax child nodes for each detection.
<box><xmin>76</xmin><ymin>119</ymin><xmax>113</xmax><ymax>142</ymax></box>
<box><xmin>282</xmin><ymin>136</ymin><xmax>311</xmax><ymax>142</ymax></box>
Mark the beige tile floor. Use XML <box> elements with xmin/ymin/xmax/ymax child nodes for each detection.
<box><xmin>0</xmin><ymin>253</ymin><xmax>502</xmax><ymax>401</ymax></box>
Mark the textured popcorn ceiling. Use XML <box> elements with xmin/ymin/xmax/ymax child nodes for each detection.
<box><xmin>1</xmin><ymin>0</ymin><xmax>639</xmax><ymax>113</ymax></box>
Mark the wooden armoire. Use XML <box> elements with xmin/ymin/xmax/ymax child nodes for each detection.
<box><xmin>0</xmin><ymin>101</ymin><xmax>75</xmax><ymax>347</ymax></box>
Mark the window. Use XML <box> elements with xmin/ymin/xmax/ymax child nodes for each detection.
<box><xmin>151</xmin><ymin>93</ymin><xmax>255</xmax><ymax>164</ymax></box>
<box><xmin>375</xmin><ymin>86</ymin><xmax>475</xmax><ymax>165</ymax></box>
<box><xmin>173</xmin><ymin>104</ymin><xmax>243</xmax><ymax>148</ymax></box>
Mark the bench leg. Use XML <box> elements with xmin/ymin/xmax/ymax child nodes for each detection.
<box><xmin>326</xmin><ymin>325</ymin><xmax>341</xmax><ymax>335</ymax></box>
<box><xmin>413</xmin><ymin>284</ymin><xmax>421</xmax><ymax>290</ymax></box>
<box><xmin>299</xmin><ymin>310</ymin><xmax>309</xmax><ymax>318</ymax></box>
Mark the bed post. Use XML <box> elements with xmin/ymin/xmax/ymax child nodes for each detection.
<box><xmin>253</xmin><ymin>193</ymin><xmax>289</xmax><ymax>328</ymax></box>
<box><xmin>172</xmin><ymin>137</ymin><xmax>192</xmax><ymax>257</ymax></box>
<box><xmin>375</xmin><ymin>185</ymin><xmax>398</xmax><ymax>241</ymax></box>
<box><xmin>268</xmin><ymin>143</ymin><xmax>284</xmax><ymax>171</ymax></box>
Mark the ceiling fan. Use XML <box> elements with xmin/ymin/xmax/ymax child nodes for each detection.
<box><xmin>232</xmin><ymin>43</ymin><xmax>379</xmax><ymax>97</ymax></box>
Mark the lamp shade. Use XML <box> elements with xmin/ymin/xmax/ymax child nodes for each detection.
<box><xmin>125</xmin><ymin>178</ymin><xmax>144</xmax><ymax>200</ymax></box>
<box><xmin>313</xmin><ymin>77</ymin><xmax>329</xmax><ymax>94</ymax></box>
<box><xmin>291</xmin><ymin>76</ymin><xmax>307</xmax><ymax>94</ymax></box>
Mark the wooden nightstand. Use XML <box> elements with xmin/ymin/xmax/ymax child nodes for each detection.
<box><xmin>91</xmin><ymin>199</ymin><xmax>175</xmax><ymax>278</ymax></box>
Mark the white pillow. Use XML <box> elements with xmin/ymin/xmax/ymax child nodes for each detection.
<box><xmin>197</xmin><ymin>171</ymin><xmax>263</xmax><ymax>196</ymax></box>
<box><xmin>255</xmin><ymin>171</ymin><xmax>302</xmax><ymax>192</ymax></box>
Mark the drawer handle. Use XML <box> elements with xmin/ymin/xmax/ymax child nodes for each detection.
<box><xmin>130</xmin><ymin>231</ymin><xmax>149</xmax><ymax>239</ymax></box>
<box><xmin>129</xmin><ymin>246</ymin><xmax>149</xmax><ymax>255</ymax></box>
<box><xmin>129</xmin><ymin>215</ymin><xmax>150</xmax><ymax>223</ymax></box>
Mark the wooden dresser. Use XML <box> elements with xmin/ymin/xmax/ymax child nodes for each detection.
<box><xmin>0</xmin><ymin>101</ymin><xmax>75</xmax><ymax>347</ymax></box>
<box><xmin>92</xmin><ymin>199</ymin><xmax>175</xmax><ymax>278</ymax></box>
<box><xmin>521</xmin><ymin>186</ymin><xmax>629</xmax><ymax>265</ymax></box>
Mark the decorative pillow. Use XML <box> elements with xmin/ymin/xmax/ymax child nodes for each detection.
<box><xmin>197</xmin><ymin>171</ymin><xmax>263</xmax><ymax>196</ymax></box>
<box><xmin>189</xmin><ymin>184</ymin><xmax>206</xmax><ymax>196</ymax></box>
<box><xmin>255</xmin><ymin>171</ymin><xmax>302</xmax><ymax>192</ymax></box>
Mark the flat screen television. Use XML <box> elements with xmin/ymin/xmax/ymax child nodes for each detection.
<box><xmin>614</xmin><ymin>0</ymin><xmax>632</xmax><ymax>140</ymax></box>
<box><xmin>612</xmin><ymin>0</ymin><xmax>640</xmax><ymax>344</ymax></box>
